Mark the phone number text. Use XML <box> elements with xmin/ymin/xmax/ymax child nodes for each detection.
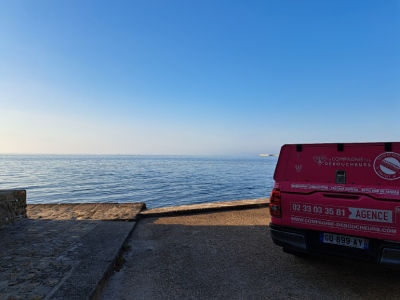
<box><xmin>291</xmin><ymin>202</ymin><xmax>347</xmax><ymax>217</ymax></box>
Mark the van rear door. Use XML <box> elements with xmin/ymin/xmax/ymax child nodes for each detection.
<box><xmin>274</xmin><ymin>143</ymin><xmax>400</xmax><ymax>241</ymax></box>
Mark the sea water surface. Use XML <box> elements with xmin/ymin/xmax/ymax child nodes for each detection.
<box><xmin>0</xmin><ymin>155</ymin><xmax>277</xmax><ymax>208</ymax></box>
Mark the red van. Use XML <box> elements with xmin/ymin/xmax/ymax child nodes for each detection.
<box><xmin>269</xmin><ymin>142</ymin><xmax>400</xmax><ymax>268</ymax></box>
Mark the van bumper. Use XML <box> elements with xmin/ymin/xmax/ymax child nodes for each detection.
<box><xmin>270</xmin><ymin>225</ymin><xmax>307</xmax><ymax>253</ymax></box>
<box><xmin>270</xmin><ymin>223</ymin><xmax>400</xmax><ymax>269</ymax></box>
<box><xmin>380</xmin><ymin>248</ymin><xmax>400</xmax><ymax>268</ymax></box>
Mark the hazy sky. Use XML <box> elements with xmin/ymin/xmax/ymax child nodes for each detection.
<box><xmin>1</xmin><ymin>0</ymin><xmax>399</xmax><ymax>155</ymax></box>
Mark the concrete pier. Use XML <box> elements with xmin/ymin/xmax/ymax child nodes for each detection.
<box><xmin>0</xmin><ymin>199</ymin><xmax>266</xmax><ymax>300</ymax></box>
<box><xmin>2</xmin><ymin>197</ymin><xmax>396</xmax><ymax>300</ymax></box>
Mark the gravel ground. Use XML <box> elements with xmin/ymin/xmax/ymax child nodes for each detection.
<box><xmin>101</xmin><ymin>207</ymin><xmax>400</xmax><ymax>300</ymax></box>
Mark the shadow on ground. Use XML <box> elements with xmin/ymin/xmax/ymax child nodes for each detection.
<box><xmin>101</xmin><ymin>208</ymin><xmax>400</xmax><ymax>300</ymax></box>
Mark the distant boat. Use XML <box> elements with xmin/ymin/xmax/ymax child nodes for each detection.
<box><xmin>259</xmin><ymin>154</ymin><xmax>279</xmax><ymax>157</ymax></box>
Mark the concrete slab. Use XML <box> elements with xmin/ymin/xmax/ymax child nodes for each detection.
<box><xmin>49</xmin><ymin>221</ymin><xmax>136</xmax><ymax>300</ymax></box>
<box><xmin>0</xmin><ymin>203</ymin><xmax>146</xmax><ymax>300</ymax></box>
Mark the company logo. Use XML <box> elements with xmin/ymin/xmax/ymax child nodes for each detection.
<box><xmin>313</xmin><ymin>156</ymin><xmax>327</xmax><ymax>166</ymax></box>
<box><xmin>374</xmin><ymin>152</ymin><xmax>400</xmax><ymax>180</ymax></box>
<box><xmin>295</xmin><ymin>164</ymin><xmax>302</xmax><ymax>172</ymax></box>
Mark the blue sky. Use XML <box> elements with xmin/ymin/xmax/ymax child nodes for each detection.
<box><xmin>1</xmin><ymin>0</ymin><xmax>399</xmax><ymax>155</ymax></box>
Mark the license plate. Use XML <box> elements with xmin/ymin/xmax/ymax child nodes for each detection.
<box><xmin>320</xmin><ymin>232</ymin><xmax>369</xmax><ymax>250</ymax></box>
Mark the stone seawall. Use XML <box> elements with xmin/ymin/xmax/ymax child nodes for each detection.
<box><xmin>0</xmin><ymin>190</ymin><xmax>27</xmax><ymax>226</ymax></box>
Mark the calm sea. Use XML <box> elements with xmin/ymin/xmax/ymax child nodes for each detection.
<box><xmin>0</xmin><ymin>155</ymin><xmax>277</xmax><ymax>208</ymax></box>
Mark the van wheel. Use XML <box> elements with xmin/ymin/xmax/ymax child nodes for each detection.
<box><xmin>283</xmin><ymin>248</ymin><xmax>309</xmax><ymax>258</ymax></box>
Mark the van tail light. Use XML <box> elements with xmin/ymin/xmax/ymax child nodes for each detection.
<box><xmin>269</xmin><ymin>188</ymin><xmax>282</xmax><ymax>218</ymax></box>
